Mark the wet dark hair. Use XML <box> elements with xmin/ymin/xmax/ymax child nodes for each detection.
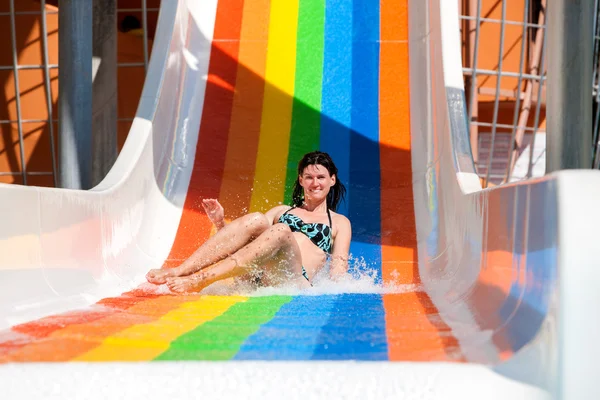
<box><xmin>291</xmin><ymin>151</ymin><xmax>347</xmax><ymax>211</ymax></box>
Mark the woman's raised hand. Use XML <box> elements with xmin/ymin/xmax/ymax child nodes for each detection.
<box><xmin>202</xmin><ymin>198</ymin><xmax>225</xmax><ymax>229</ymax></box>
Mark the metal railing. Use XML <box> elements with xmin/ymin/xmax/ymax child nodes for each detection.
<box><xmin>0</xmin><ymin>1</ymin><xmax>153</xmax><ymax>186</ymax></box>
<box><xmin>463</xmin><ymin>0</ymin><xmax>600</xmax><ymax>186</ymax></box>
<box><xmin>461</xmin><ymin>0</ymin><xmax>548</xmax><ymax>187</ymax></box>
<box><xmin>4</xmin><ymin>1</ymin><xmax>600</xmax><ymax>186</ymax></box>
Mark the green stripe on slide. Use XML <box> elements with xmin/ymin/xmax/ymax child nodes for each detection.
<box><xmin>153</xmin><ymin>296</ymin><xmax>293</xmax><ymax>360</ymax></box>
<box><xmin>285</xmin><ymin>0</ymin><xmax>326</xmax><ymax>203</ymax></box>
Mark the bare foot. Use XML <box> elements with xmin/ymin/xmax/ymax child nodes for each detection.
<box><xmin>146</xmin><ymin>268</ymin><xmax>179</xmax><ymax>284</ymax></box>
<box><xmin>166</xmin><ymin>276</ymin><xmax>207</xmax><ymax>293</ymax></box>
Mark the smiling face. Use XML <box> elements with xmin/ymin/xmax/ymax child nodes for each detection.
<box><xmin>299</xmin><ymin>164</ymin><xmax>336</xmax><ymax>204</ymax></box>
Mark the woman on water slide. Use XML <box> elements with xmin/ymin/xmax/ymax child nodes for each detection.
<box><xmin>146</xmin><ymin>151</ymin><xmax>353</xmax><ymax>293</ymax></box>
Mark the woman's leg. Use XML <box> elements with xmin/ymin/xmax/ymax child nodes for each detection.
<box><xmin>146</xmin><ymin>212</ymin><xmax>270</xmax><ymax>284</ymax></box>
<box><xmin>166</xmin><ymin>224</ymin><xmax>309</xmax><ymax>293</ymax></box>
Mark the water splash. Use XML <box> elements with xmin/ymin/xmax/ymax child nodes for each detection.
<box><xmin>203</xmin><ymin>253</ymin><xmax>422</xmax><ymax>297</ymax></box>
<box><xmin>136</xmin><ymin>253</ymin><xmax>422</xmax><ymax>297</ymax></box>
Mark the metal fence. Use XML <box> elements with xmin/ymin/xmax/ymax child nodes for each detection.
<box><xmin>1</xmin><ymin>0</ymin><xmax>58</xmax><ymax>186</ymax></box>
<box><xmin>3</xmin><ymin>1</ymin><xmax>600</xmax><ymax>187</ymax></box>
<box><xmin>462</xmin><ymin>0</ymin><xmax>600</xmax><ymax>187</ymax></box>
<box><xmin>460</xmin><ymin>0</ymin><xmax>548</xmax><ymax>187</ymax></box>
<box><xmin>0</xmin><ymin>0</ymin><xmax>154</xmax><ymax>187</ymax></box>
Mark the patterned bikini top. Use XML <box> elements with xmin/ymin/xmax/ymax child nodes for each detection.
<box><xmin>278</xmin><ymin>206</ymin><xmax>333</xmax><ymax>254</ymax></box>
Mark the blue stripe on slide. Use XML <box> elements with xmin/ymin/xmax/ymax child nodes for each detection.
<box><xmin>310</xmin><ymin>294</ymin><xmax>388</xmax><ymax>360</ymax></box>
<box><xmin>233</xmin><ymin>295</ymin><xmax>339</xmax><ymax>360</ymax></box>
<box><xmin>349</xmin><ymin>0</ymin><xmax>382</xmax><ymax>281</ymax></box>
<box><xmin>320</xmin><ymin>0</ymin><xmax>352</xmax><ymax>217</ymax></box>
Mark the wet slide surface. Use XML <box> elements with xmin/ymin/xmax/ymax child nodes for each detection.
<box><xmin>0</xmin><ymin>0</ymin><xmax>463</xmax><ymax>363</ymax></box>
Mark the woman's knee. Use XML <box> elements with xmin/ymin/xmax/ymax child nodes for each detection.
<box><xmin>244</xmin><ymin>212</ymin><xmax>270</xmax><ymax>235</ymax></box>
<box><xmin>271</xmin><ymin>223</ymin><xmax>294</xmax><ymax>243</ymax></box>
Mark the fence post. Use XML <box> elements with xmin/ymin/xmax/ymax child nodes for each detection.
<box><xmin>58</xmin><ymin>0</ymin><xmax>93</xmax><ymax>189</ymax></box>
<box><xmin>546</xmin><ymin>0</ymin><xmax>594</xmax><ymax>172</ymax></box>
<box><xmin>92</xmin><ymin>0</ymin><xmax>118</xmax><ymax>186</ymax></box>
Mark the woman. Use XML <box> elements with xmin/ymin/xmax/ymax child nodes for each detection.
<box><xmin>146</xmin><ymin>151</ymin><xmax>352</xmax><ymax>293</ymax></box>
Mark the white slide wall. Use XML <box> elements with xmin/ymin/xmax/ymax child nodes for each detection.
<box><xmin>0</xmin><ymin>0</ymin><xmax>598</xmax><ymax>398</ymax></box>
<box><xmin>411</xmin><ymin>0</ymin><xmax>600</xmax><ymax>398</ymax></box>
<box><xmin>0</xmin><ymin>0</ymin><xmax>218</xmax><ymax>328</ymax></box>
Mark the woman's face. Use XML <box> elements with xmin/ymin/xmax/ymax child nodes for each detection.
<box><xmin>299</xmin><ymin>164</ymin><xmax>336</xmax><ymax>203</ymax></box>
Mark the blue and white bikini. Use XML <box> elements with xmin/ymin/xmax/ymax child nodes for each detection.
<box><xmin>278</xmin><ymin>206</ymin><xmax>334</xmax><ymax>283</ymax></box>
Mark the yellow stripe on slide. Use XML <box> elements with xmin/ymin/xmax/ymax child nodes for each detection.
<box><xmin>73</xmin><ymin>296</ymin><xmax>246</xmax><ymax>361</ymax></box>
<box><xmin>250</xmin><ymin>0</ymin><xmax>300</xmax><ymax>211</ymax></box>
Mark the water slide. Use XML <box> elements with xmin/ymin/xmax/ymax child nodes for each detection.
<box><xmin>1</xmin><ymin>0</ymin><xmax>599</xmax><ymax>398</ymax></box>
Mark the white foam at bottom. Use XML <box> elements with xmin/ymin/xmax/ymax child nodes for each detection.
<box><xmin>1</xmin><ymin>361</ymin><xmax>550</xmax><ymax>400</ymax></box>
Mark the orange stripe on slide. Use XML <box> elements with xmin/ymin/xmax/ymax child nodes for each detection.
<box><xmin>219</xmin><ymin>0</ymin><xmax>271</xmax><ymax>219</ymax></box>
<box><xmin>0</xmin><ymin>290</ymin><xmax>158</xmax><ymax>362</ymax></box>
<box><xmin>3</xmin><ymin>295</ymin><xmax>192</xmax><ymax>362</ymax></box>
<box><xmin>162</xmin><ymin>0</ymin><xmax>244</xmax><ymax>267</ymax></box>
<box><xmin>380</xmin><ymin>0</ymin><xmax>464</xmax><ymax>362</ymax></box>
<box><xmin>379</xmin><ymin>0</ymin><xmax>416</xmax><ymax>286</ymax></box>
<box><xmin>383</xmin><ymin>292</ymin><xmax>463</xmax><ymax>361</ymax></box>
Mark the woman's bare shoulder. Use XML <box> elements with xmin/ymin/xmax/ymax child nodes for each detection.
<box><xmin>265</xmin><ymin>204</ymin><xmax>293</xmax><ymax>222</ymax></box>
<box><xmin>268</xmin><ymin>204</ymin><xmax>291</xmax><ymax>213</ymax></box>
<box><xmin>330</xmin><ymin>211</ymin><xmax>351</xmax><ymax>227</ymax></box>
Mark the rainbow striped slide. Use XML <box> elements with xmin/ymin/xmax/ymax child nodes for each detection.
<box><xmin>1</xmin><ymin>0</ymin><xmax>457</xmax><ymax>364</ymax></box>
<box><xmin>1</xmin><ymin>0</ymin><xmax>589</xmax><ymax>398</ymax></box>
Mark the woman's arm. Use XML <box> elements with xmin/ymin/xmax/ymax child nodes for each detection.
<box><xmin>203</xmin><ymin>200</ymin><xmax>288</xmax><ymax>232</ymax></box>
<box><xmin>330</xmin><ymin>215</ymin><xmax>352</xmax><ymax>280</ymax></box>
